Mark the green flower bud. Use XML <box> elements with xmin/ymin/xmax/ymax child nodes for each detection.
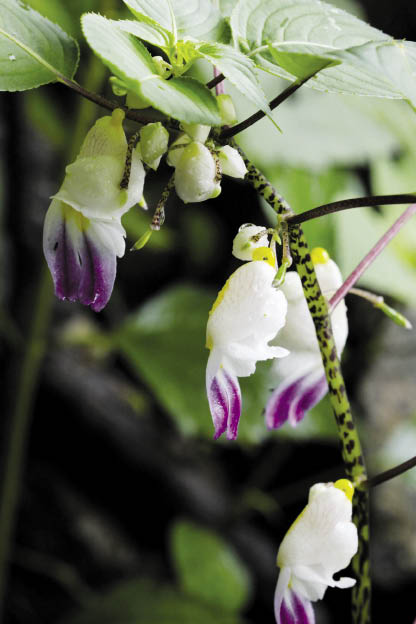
<box><xmin>139</xmin><ymin>122</ymin><xmax>169</xmax><ymax>169</ymax></box>
<box><xmin>153</xmin><ymin>55</ymin><xmax>172</xmax><ymax>78</ymax></box>
<box><xmin>217</xmin><ymin>94</ymin><xmax>237</xmax><ymax>126</ymax></box>
<box><xmin>180</xmin><ymin>123</ymin><xmax>211</xmax><ymax>143</ymax></box>
<box><xmin>175</xmin><ymin>142</ymin><xmax>221</xmax><ymax>203</ymax></box>
<box><xmin>109</xmin><ymin>76</ymin><xmax>128</xmax><ymax>97</ymax></box>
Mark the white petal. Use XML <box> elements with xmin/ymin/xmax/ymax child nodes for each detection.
<box><xmin>174</xmin><ymin>142</ymin><xmax>220</xmax><ymax>203</ymax></box>
<box><xmin>218</xmin><ymin>145</ymin><xmax>247</xmax><ymax>178</ymax></box>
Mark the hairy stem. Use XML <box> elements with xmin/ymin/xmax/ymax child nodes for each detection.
<box><xmin>243</xmin><ymin>153</ymin><xmax>370</xmax><ymax>624</ymax></box>
<box><xmin>330</xmin><ymin>204</ymin><xmax>416</xmax><ymax>310</ymax></box>
<box><xmin>286</xmin><ymin>194</ymin><xmax>416</xmax><ymax>225</ymax></box>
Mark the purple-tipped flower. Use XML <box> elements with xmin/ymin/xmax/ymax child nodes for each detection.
<box><xmin>43</xmin><ymin>200</ymin><xmax>126</xmax><ymax>312</ymax></box>
<box><xmin>265</xmin><ymin>248</ymin><xmax>348</xmax><ymax>429</ymax></box>
<box><xmin>43</xmin><ymin>109</ymin><xmax>145</xmax><ymax>310</ymax></box>
<box><xmin>274</xmin><ymin>480</ymin><xmax>358</xmax><ymax>624</ymax></box>
<box><xmin>206</xmin><ymin>256</ymin><xmax>288</xmax><ymax>440</ymax></box>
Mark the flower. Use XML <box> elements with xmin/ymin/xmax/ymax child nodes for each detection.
<box><xmin>206</xmin><ymin>255</ymin><xmax>288</xmax><ymax>440</ymax></box>
<box><xmin>232</xmin><ymin>223</ymin><xmax>269</xmax><ymax>261</ymax></box>
<box><xmin>265</xmin><ymin>248</ymin><xmax>348</xmax><ymax>429</ymax></box>
<box><xmin>43</xmin><ymin>200</ymin><xmax>126</xmax><ymax>312</ymax></box>
<box><xmin>274</xmin><ymin>479</ymin><xmax>358</xmax><ymax>624</ymax></box>
<box><xmin>43</xmin><ymin>109</ymin><xmax>144</xmax><ymax>311</ymax></box>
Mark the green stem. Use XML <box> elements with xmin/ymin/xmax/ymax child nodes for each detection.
<box><xmin>242</xmin><ymin>153</ymin><xmax>371</xmax><ymax>624</ymax></box>
<box><xmin>0</xmin><ymin>268</ymin><xmax>53</xmax><ymax>619</ymax></box>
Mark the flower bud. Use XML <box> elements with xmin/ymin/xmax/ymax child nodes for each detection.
<box><xmin>139</xmin><ymin>122</ymin><xmax>169</xmax><ymax>169</ymax></box>
<box><xmin>232</xmin><ymin>224</ymin><xmax>269</xmax><ymax>261</ymax></box>
<box><xmin>166</xmin><ymin>133</ymin><xmax>191</xmax><ymax>167</ymax></box>
<box><xmin>109</xmin><ymin>76</ymin><xmax>128</xmax><ymax>96</ymax></box>
<box><xmin>180</xmin><ymin>123</ymin><xmax>211</xmax><ymax>143</ymax></box>
<box><xmin>218</xmin><ymin>145</ymin><xmax>247</xmax><ymax>178</ymax></box>
<box><xmin>153</xmin><ymin>55</ymin><xmax>172</xmax><ymax>78</ymax></box>
<box><xmin>217</xmin><ymin>94</ymin><xmax>237</xmax><ymax>126</ymax></box>
<box><xmin>174</xmin><ymin>142</ymin><xmax>221</xmax><ymax>203</ymax></box>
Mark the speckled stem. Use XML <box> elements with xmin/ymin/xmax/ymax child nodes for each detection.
<box><xmin>151</xmin><ymin>174</ymin><xmax>175</xmax><ymax>230</ymax></box>
<box><xmin>242</xmin><ymin>153</ymin><xmax>371</xmax><ymax>624</ymax></box>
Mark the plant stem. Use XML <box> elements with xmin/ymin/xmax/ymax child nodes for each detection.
<box><xmin>213</xmin><ymin>67</ymin><xmax>225</xmax><ymax>96</ymax></box>
<box><xmin>57</xmin><ymin>75</ymin><xmax>164</xmax><ymax>125</ymax></box>
<box><xmin>286</xmin><ymin>194</ymin><xmax>416</xmax><ymax>225</ymax></box>
<box><xmin>206</xmin><ymin>73</ymin><xmax>225</xmax><ymax>90</ymax></box>
<box><xmin>330</xmin><ymin>204</ymin><xmax>416</xmax><ymax>310</ymax></box>
<box><xmin>367</xmin><ymin>455</ymin><xmax>416</xmax><ymax>488</ymax></box>
<box><xmin>0</xmin><ymin>268</ymin><xmax>53</xmax><ymax>618</ymax></box>
<box><xmin>220</xmin><ymin>73</ymin><xmax>319</xmax><ymax>140</ymax></box>
<box><xmin>242</xmin><ymin>153</ymin><xmax>371</xmax><ymax>624</ymax></box>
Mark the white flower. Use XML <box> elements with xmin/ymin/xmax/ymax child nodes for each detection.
<box><xmin>174</xmin><ymin>141</ymin><xmax>221</xmax><ymax>203</ymax></box>
<box><xmin>43</xmin><ymin>109</ymin><xmax>142</xmax><ymax>311</ymax></box>
<box><xmin>274</xmin><ymin>480</ymin><xmax>358</xmax><ymax>624</ymax></box>
<box><xmin>265</xmin><ymin>248</ymin><xmax>348</xmax><ymax>429</ymax></box>
<box><xmin>53</xmin><ymin>109</ymin><xmax>145</xmax><ymax>220</ymax></box>
<box><xmin>232</xmin><ymin>224</ymin><xmax>269</xmax><ymax>261</ymax></box>
<box><xmin>206</xmin><ymin>258</ymin><xmax>288</xmax><ymax>440</ymax></box>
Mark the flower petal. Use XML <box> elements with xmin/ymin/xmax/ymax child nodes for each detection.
<box><xmin>206</xmin><ymin>364</ymin><xmax>242</xmax><ymax>441</ymax></box>
<box><xmin>265</xmin><ymin>369</ymin><xmax>328</xmax><ymax>429</ymax></box>
<box><xmin>275</xmin><ymin>586</ymin><xmax>315</xmax><ymax>624</ymax></box>
<box><xmin>43</xmin><ymin>200</ymin><xmax>125</xmax><ymax>312</ymax></box>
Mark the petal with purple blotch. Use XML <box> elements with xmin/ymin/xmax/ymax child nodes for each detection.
<box><xmin>43</xmin><ymin>199</ymin><xmax>125</xmax><ymax>312</ymax></box>
<box><xmin>275</xmin><ymin>587</ymin><xmax>315</xmax><ymax>624</ymax></box>
<box><xmin>265</xmin><ymin>370</ymin><xmax>328</xmax><ymax>429</ymax></box>
<box><xmin>206</xmin><ymin>359</ymin><xmax>242</xmax><ymax>440</ymax></box>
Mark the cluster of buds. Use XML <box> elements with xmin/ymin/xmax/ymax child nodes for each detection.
<box><xmin>205</xmin><ymin>224</ymin><xmax>348</xmax><ymax>439</ymax></box>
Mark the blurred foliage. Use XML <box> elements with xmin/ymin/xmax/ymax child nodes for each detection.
<box><xmin>170</xmin><ymin>520</ymin><xmax>251</xmax><ymax>611</ymax></box>
<box><xmin>61</xmin><ymin>578</ymin><xmax>243</xmax><ymax>624</ymax></box>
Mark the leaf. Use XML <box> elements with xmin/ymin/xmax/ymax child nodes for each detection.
<box><xmin>267</xmin><ymin>47</ymin><xmax>341</xmax><ymax>80</ymax></box>
<box><xmin>230</xmin><ymin>72</ymin><xmax>399</xmax><ymax>171</ymax></box>
<box><xmin>196</xmin><ymin>42</ymin><xmax>273</xmax><ymax>119</ymax></box>
<box><xmin>118</xmin><ymin>18</ymin><xmax>172</xmax><ymax>49</ymax></box>
<box><xmin>0</xmin><ymin>0</ymin><xmax>79</xmax><ymax>91</ymax></box>
<box><xmin>123</xmin><ymin>0</ymin><xmax>228</xmax><ymax>42</ymax></box>
<box><xmin>170</xmin><ymin>520</ymin><xmax>251</xmax><ymax>613</ymax></box>
<box><xmin>61</xmin><ymin>578</ymin><xmax>242</xmax><ymax>624</ymax></box>
<box><xmin>330</xmin><ymin>40</ymin><xmax>416</xmax><ymax>110</ymax></box>
<box><xmin>229</xmin><ymin>0</ymin><xmax>405</xmax><ymax>98</ymax></box>
<box><xmin>81</xmin><ymin>13</ymin><xmax>221</xmax><ymax>125</ymax></box>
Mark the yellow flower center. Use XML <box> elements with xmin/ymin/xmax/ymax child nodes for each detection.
<box><xmin>252</xmin><ymin>246</ymin><xmax>275</xmax><ymax>267</ymax></box>
<box><xmin>334</xmin><ymin>478</ymin><xmax>354</xmax><ymax>501</ymax></box>
<box><xmin>311</xmin><ymin>247</ymin><xmax>330</xmax><ymax>265</ymax></box>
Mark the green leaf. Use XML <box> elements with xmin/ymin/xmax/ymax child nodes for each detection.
<box><xmin>229</xmin><ymin>0</ymin><xmax>403</xmax><ymax>98</ymax></box>
<box><xmin>196</xmin><ymin>42</ymin><xmax>274</xmax><ymax>120</ymax></box>
<box><xmin>61</xmin><ymin>578</ymin><xmax>242</xmax><ymax>624</ymax></box>
<box><xmin>118</xmin><ymin>18</ymin><xmax>172</xmax><ymax>49</ymax></box>
<box><xmin>0</xmin><ymin>0</ymin><xmax>79</xmax><ymax>91</ymax></box>
<box><xmin>267</xmin><ymin>47</ymin><xmax>341</xmax><ymax>80</ymax></box>
<box><xmin>330</xmin><ymin>40</ymin><xmax>416</xmax><ymax>110</ymax></box>
<box><xmin>81</xmin><ymin>13</ymin><xmax>221</xmax><ymax>125</ymax></box>
<box><xmin>170</xmin><ymin>521</ymin><xmax>251</xmax><ymax>613</ymax></box>
<box><xmin>123</xmin><ymin>0</ymin><xmax>228</xmax><ymax>42</ymax></box>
